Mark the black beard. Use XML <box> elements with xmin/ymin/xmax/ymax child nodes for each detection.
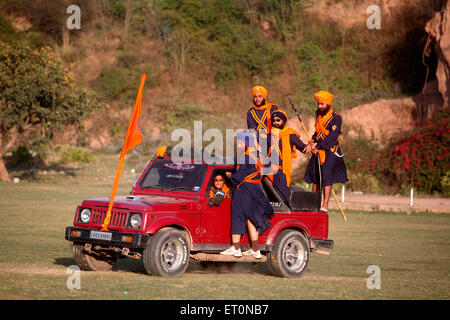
<box><xmin>272</xmin><ymin>121</ymin><xmax>285</xmax><ymax>129</ymax></box>
<box><xmin>253</xmin><ymin>98</ymin><xmax>266</xmax><ymax>107</ymax></box>
<box><xmin>318</xmin><ymin>105</ymin><xmax>331</xmax><ymax>116</ymax></box>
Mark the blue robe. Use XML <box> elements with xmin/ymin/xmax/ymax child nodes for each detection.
<box><xmin>247</xmin><ymin>104</ymin><xmax>279</xmax><ymax>132</ymax></box>
<box><xmin>230</xmin><ymin>152</ymin><xmax>274</xmax><ymax>235</ymax></box>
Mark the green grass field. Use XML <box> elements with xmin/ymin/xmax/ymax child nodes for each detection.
<box><xmin>0</xmin><ymin>154</ymin><xmax>449</xmax><ymax>300</ymax></box>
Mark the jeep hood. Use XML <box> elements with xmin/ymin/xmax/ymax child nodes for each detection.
<box><xmin>81</xmin><ymin>194</ymin><xmax>197</xmax><ymax>212</ymax></box>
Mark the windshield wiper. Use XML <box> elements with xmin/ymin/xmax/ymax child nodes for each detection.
<box><xmin>167</xmin><ymin>186</ymin><xmax>191</xmax><ymax>192</ymax></box>
<box><xmin>141</xmin><ymin>184</ymin><xmax>167</xmax><ymax>190</ymax></box>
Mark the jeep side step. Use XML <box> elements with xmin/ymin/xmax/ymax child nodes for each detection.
<box><xmin>190</xmin><ymin>252</ymin><xmax>267</xmax><ymax>263</ymax></box>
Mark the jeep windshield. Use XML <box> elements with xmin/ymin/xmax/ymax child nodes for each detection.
<box><xmin>138</xmin><ymin>160</ymin><xmax>207</xmax><ymax>192</ymax></box>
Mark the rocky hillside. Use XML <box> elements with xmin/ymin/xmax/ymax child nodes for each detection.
<box><xmin>1</xmin><ymin>0</ymin><xmax>447</xmax><ymax>152</ymax></box>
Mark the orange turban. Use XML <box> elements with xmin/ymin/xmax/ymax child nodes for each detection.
<box><xmin>314</xmin><ymin>90</ymin><xmax>334</xmax><ymax>105</ymax></box>
<box><xmin>155</xmin><ymin>145</ymin><xmax>167</xmax><ymax>158</ymax></box>
<box><xmin>252</xmin><ymin>86</ymin><xmax>268</xmax><ymax>99</ymax></box>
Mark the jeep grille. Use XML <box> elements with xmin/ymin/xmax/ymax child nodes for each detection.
<box><xmin>91</xmin><ymin>208</ymin><xmax>128</xmax><ymax>227</ymax></box>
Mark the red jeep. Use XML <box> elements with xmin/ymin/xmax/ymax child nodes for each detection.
<box><xmin>65</xmin><ymin>150</ymin><xmax>333</xmax><ymax>278</ymax></box>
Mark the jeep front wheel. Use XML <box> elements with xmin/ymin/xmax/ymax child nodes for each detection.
<box><xmin>267</xmin><ymin>229</ymin><xmax>310</xmax><ymax>278</ymax></box>
<box><xmin>143</xmin><ymin>228</ymin><xmax>190</xmax><ymax>277</ymax></box>
<box><xmin>72</xmin><ymin>244</ymin><xmax>116</xmax><ymax>271</ymax></box>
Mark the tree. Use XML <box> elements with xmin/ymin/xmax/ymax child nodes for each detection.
<box><xmin>0</xmin><ymin>42</ymin><xmax>99</xmax><ymax>181</ymax></box>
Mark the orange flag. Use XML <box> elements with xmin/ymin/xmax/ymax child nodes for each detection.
<box><xmin>101</xmin><ymin>73</ymin><xmax>147</xmax><ymax>231</ymax></box>
<box><xmin>120</xmin><ymin>74</ymin><xmax>146</xmax><ymax>157</ymax></box>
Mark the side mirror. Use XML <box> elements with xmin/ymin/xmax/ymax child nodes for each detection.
<box><xmin>130</xmin><ymin>177</ymin><xmax>139</xmax><ymax>195</ymax></box>
<box><xmin>207</xmin><ymin>190</ymin><xmax>225</xmax><ymax>207</ymax></box>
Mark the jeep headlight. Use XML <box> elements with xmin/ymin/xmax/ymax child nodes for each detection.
<box><xmin>80</xmin><ymin>208</ymin><xmax>91</xmax><ymax>223</ymax></box>
<box><xmin>130</xmin><ymin>214</ymin><xmax>142</xmax><ymax>228</ymax></box>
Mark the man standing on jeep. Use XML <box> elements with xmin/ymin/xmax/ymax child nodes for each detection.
<box><xmin>247</xmin><ymin>86</ymin><xmax>279</xmax><ymax>139</ymax></box>
<box><xmin>266</xmin><ymin>110</ymin><xmax>311</xmax><ymax>204</ymax></box>
<box><xmin>304</xmin><ymin>90</ymin><xmax>348</xmax><ymax>213</ymax></box>
<box><xmin>220</xmin><ymin>131</ymin><xmax>274</xmax><ymax>259</ymax></box>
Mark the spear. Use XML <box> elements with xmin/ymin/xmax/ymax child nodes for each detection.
<box><xmin>288</xmin><ymin>97</ymin><xmax>309</xmax><ymax>141</ymax></box>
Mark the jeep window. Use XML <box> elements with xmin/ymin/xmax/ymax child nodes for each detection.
<box><xmin>139</xmin><ymin>160</ymin><xmax>207</xmax><ymax>192</ymax></box>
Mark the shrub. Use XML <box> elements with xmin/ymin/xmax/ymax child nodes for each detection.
<box><xmin>10</xmin><ymin>145</ymin><xmax>33</xmax><ymax>168</ymax></box>
<box><xmin>117</xmin><ymin>50</ymin><xmax>140</xmax><ymax>69</ymax></box>
<box><xmin>97</xmin><ymin>66</ymin><xmax>136</xmax><ymax>101</ymax></box>
<box><xmin>60</xmin><ymin>147</ymin><xmax>94</xmax><ymax>164</ymax></box>
<box><xmin>346</xmin><ymin>172</ymin><xmax>382</xmax><ymax>194</ymax></box>
<box><xmin>441</xmin><ymin>171</ymin><xmax>450</xmax><ymax>198</ymax></box>
<box><xmin>340</xmin><ymin>128</ymin><xmax>380</xmax><ymax>173</ymax></box>
<box><xmin>0</xmin><ymin>14</ymin><xmax>16</xmax><ymax>42</ymax></box>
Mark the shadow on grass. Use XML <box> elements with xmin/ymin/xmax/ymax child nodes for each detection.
<box><xmin>114</xmin><ymin>258</ymin><xmax>147</xmax><ymax>274</ymax></box>
<box><xmin>54</xmin><ymin>256</ymin><xmax>148</xmax><ymax>274</ymax></box>
<box><xmin>187</xmin><ymin>261</ymin><xmax>273</xmax><ymax>276</ymax></box>
<box><xmin>115</xmin><ymin>259</ymin><xmax>272</xmax><ymax>276</ymax></box>
<box><xmin>54</xmin><ymin>256</ymin><xmax>273</xmax><ymax>276</ymax></box>
<box><xmin>8</xmin><ymin>163</ymin><xmax>80</xmax><ymax>182</ymax></box>
<box><xmin>54</xmin><ymin>257</ymin><xmax>75</xmax><ymax>268</ymax></box>
<box><xmin>5</xmin><ymin>152</ymin><xmax>90</xmax><ymax>181</ymax></box>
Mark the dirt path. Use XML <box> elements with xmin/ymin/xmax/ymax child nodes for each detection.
<box><xmin>328</xmin><ymin>192</ymin><xmax>450</xmax><ymax>213</ymax></box>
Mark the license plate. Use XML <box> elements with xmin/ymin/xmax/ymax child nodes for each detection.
<box><xmin>90</xmin><ymin>230</ymin><xmax>112</xmax><ymax>241</ymax></box>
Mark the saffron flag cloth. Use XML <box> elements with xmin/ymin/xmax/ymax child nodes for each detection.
<box><xmin>101</xmin><ymin>73</ymin><xmax>147</xmax><ymax>231</ymax></box>
<box><xmin>120</xmin><ymin>73</ymin><xmax>146</xmax><ymax>158</ymax></box>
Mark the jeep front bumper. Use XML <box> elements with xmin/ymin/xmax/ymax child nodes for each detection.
<box><xmin>65</xmin><ymin>227</ymin><xmax>150</xmax><ymax>249</ymax></box>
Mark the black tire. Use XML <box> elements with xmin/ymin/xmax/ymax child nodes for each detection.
<box><xmin>143</xmin><ymin>228</ymin><xmax>190</xmax><ymax>277</ymax></box>
<box><xmin>72</xmin><ymin>244</ymin><xmax>116</xmax><ymax>271</ymax></box>
<box><xmin>266</xmin><ymin>229</ymin><xmax>310</xmax><ymax>278</ymax></box>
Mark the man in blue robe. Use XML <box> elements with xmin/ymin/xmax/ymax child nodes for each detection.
<box><xmin>304</xmin><ymin>91</ymin><xmax>348</xmax><ymax>212</ymax></box>
<box><xmin>220</xmin><ymin>131</ymin><xmax>274</xmax><ymax>259</ymax></box>
<box><xmin>247</xmin><ymin>86</ymin><xmax>279</xmax><ymax>138</ymax></box>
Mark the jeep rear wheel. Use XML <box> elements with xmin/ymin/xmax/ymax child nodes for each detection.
<box><xmin>72</xmin><ymin>244</ymin><xmax>116</xmax><ymax>271</ymax></box>
<box><xmin>267</xmin><ymin>229</ymin><xmax>310</xmax><ymax>278</ymax></box>
<box><xmin>143</xmin><ymin>228</ymin><xmax>190</xmax><ymax>277</ymax></box>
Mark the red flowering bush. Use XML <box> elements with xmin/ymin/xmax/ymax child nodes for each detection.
<box><xmin>356</xmin><ymin>107</ymin><xmax>450</xmax><ymax>194</ymax></box>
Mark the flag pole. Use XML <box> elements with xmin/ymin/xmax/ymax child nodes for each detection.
<box><xmin>101</xmin><ymin>156</ymin><xmax>125</xmax><ymax>231</ymax></box>
<box><xmin>101</xmin><ymin>73</ymin><xmax>147</xmax><ymax>231</ymax></box>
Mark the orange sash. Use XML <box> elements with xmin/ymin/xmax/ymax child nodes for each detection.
<box><xmin>236</xmin><ymin>147</ymin><xmax>262</xmax><ymax>189</ymax></box>
<box><xmin>250</xmin><ymin>103</ymin><xmax>273</xmax><ymax>133</ymax></box>
<box><xmin>315</xmin><ymin>108</ymin><xmax>339</xmax><ymax>164</ymax></box>
<box><xmin>268</xmin><ymin>127</ymin><xmax>300</xmax><ymax>187</ymax></box>
<box><xmin>209</xmin><ymin>184</ymin><xmax>230</xmax><ymax>199</ymax></box>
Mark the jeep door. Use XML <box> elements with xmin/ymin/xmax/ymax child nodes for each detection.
<box><xmin>200</xmin><ymin>167</ymin><xmax>233</xmax><ymax>244</ymax></box>
<box><xmin>201</xmin><ymin>197</ymin><xmax>232</xmax><ymax>244</ymax></box>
